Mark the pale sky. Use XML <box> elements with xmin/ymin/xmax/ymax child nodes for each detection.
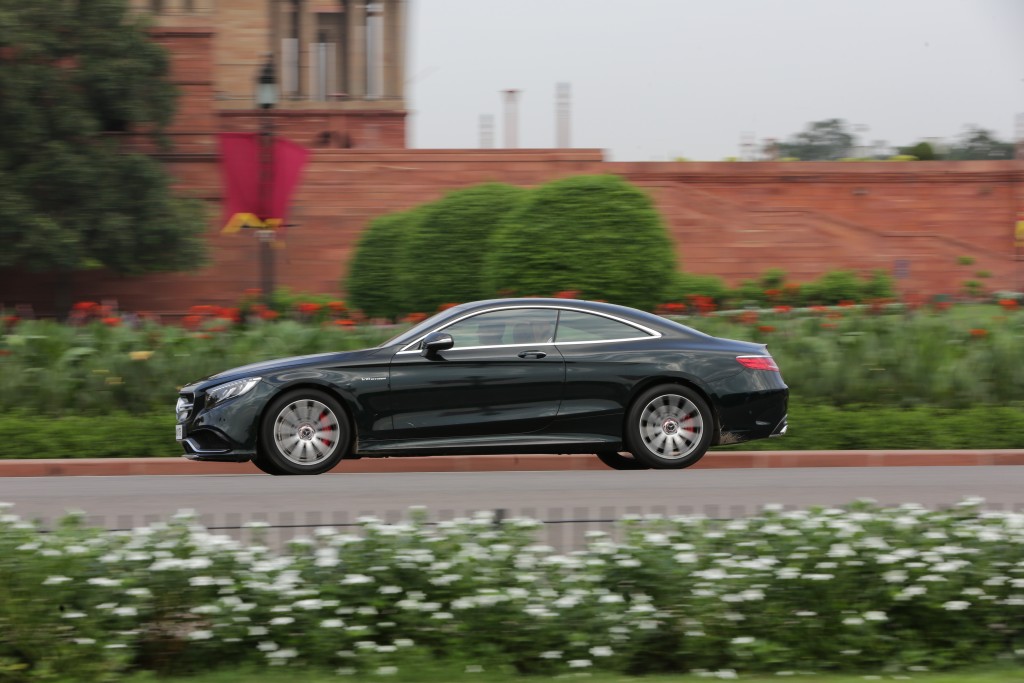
<box><xmin>406</xmin><ymin>0</ymin><xmax>1024</xmax><ymax>160</ymax></box>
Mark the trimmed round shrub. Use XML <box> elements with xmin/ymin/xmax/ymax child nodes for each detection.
<box><xmin>346</xmin><ymin>209</ymin><xmax>422</xmax><ymax>319</ymax></box>
<box><xmin>398</xmin><ymin>183</ymin><xmax>526</xmax><ymax>314</ymax></box>
<box><xmin>485</xmin><ymin>175</ymin><xmax>675</xmax><ymax>310</ymax></box>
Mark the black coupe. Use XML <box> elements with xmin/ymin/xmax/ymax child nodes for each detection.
<box><xmin>175</xmin><ymin>299</ymin><xmax>788</xmax><ymax>474</ymax></box>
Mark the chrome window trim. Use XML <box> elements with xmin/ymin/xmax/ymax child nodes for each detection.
<box><xmin>396</xmin><ymin>304</ymin><xmax>661</xmax><ymax>355</ymax></box>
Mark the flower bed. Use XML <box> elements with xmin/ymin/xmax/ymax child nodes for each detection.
<box><xmin>2</xmin><ymin>502</ymin><xmax>1022</xmax><ymax>680</ymax></box>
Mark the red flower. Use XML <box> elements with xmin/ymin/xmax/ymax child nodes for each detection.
<box><xmin>738</xmin><ymin>311</ymin><xmax>759</xmax><ymax>325</ymax></box>
<box><xmin>328</xmin><ymin>301</ymin><xmax>348</xmax><ymax>314</ymax></box>
<box><xmin>757</xmin><ymin>325</ymin><xmax>775</xmax><ymax>333</ymax></box>
<box><xmin>260</xmin><ymin>309</ymin><xmax>280</xmax><ymax>321</ymax></box>
<box><xmin>998</xmin><ymin>298</ymin><xmax>1019</xmax><ymax>311</ymax></box>
<box><xmin>809</xmin><ymin>305</ymin><xmax>827</xmax><ymax>314</ymax></box>
<box><xmin>764</xmin><ymin>288</ymin><xmax>781</xmax><ymax>299</ymax></box>
<box><xmin>334</xmin><ymin>319</ymin><xmax>356</xmax><ymax>327</ymax></box>
<box><xmin>218</xmin><ymin>307</ymin><xmax>241</xmax><ymax>323</ymax></box>
<box><xmin>0</xmin><ymin>349</ymin><xmax>11</xmax><ymax>356</ymax></box>
<box><xmin>101</xmin><ymin>316</ymin><xmax>121</xmax><ymax>327</ymax></box>
<box><xmin>297</xmin><ymin>302</ymin><xmax>322</xmax><ymax>315</ymax></box>
<box><xmin>438</xmin><ymin>302</ymin><xmax>460</xmax><ymax>312</ymax></box>
<box><xmin>72</xmin><ymin>301</ymin><xmax>98</xmax><ymax>312</ymax></box>
<box><xmin>3</xmin><ymin>315</ymin><xmax>18</xmax><ymax>327</ymax></box>
<box><xmin>553</xmin><ymin>290</ymin><xmax>581</xmax><ymax>300</ymax></box>
<box><xmin>403</xmin><ymin>312</ymin><xmax>428</xmax><ymax>324</ymax></box>
<box><xmin>182</xmin><ymin>315</ymin><xmax>202</xmax><ymax>330</ymax></box>
<box><xmin>838</xmin><ymin>300</ymin><xmax>855</xmax><ymax>308</ymax></box>
<box><xmin>969</xmin><ymin>328</ymin><xmax>988</xmax><ymax>338</ymax></box>
<box><xmin>773</xmin><ymin>305</ymin><xmax>792</xmax><ymax>314</ymax></box>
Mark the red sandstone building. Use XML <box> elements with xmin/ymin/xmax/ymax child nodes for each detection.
<box><xmin>4</xmin><ymin>0</ymin><xmax>1023</xmax><ymax>313</ymax></box>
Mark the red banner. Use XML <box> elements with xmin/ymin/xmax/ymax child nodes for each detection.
<box><xmin>217</xmin><ymin>132</ymin><xmax>309</xmax><ymax>229</ymax></box>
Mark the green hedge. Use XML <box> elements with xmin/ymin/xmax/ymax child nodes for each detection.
<box><xmin>398</xmin><ymin>183</ymin><xmax>526</xmax><ymax>314</ymax></box>
<box><xmin>2</xmin><ymin>402</ymin><xmax>1020</xmax><ymax>459</ymax></box>
<box><xmin>346</xmin><ymin>209</ymin><xmax>423</xmax><ymax>319</ymax></box>
<box><xmin>485</xmin><ymin>175</ymin><xmax>675</xmax><ymax>310</ymax></box>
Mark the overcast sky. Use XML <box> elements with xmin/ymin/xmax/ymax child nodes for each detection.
<box><xmin>406</xmin><ymin>0</ymin><xmax>1024</xmax><ymax>160</ymax></box>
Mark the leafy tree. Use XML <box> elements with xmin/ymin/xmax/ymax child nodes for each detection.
<box><xmin>897</xmin><ymin>141</ymin><xmax>941</xmax><ymax>161</ymax></box>
<box><xmin>485</xmin><ymin>175</ymin><xmax>675</xmax><ymax>310</ymax></box>
<box><xmin>946</xmin><ymin>126</ymin><xmax>1014</xmax><ymax>160</ymax></box>
<box><xmin>0</xmin><ymin>0</ymin><xmax>206</xmax><ymax>300</ymax></box>
<box><xmin>776</xmin><ymin>119</ymin><xmax>855</xmax><ymax>161</ymax></box>
<box><xmin>398</xmin><ymin>183</ymin><xmax>526</xmax><ymax>313</ymax></box>
<box><xmin>346</xmin><ymin>209</ymin><xmax>423</xmax><ymax>319</ymax></box>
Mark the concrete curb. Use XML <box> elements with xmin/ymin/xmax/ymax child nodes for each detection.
<box><xmin>1</xmin><ymin>451</ymin><xmax>1023</xmax><ymax>476</ymax></box>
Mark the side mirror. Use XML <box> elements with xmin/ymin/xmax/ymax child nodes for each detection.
<box><xmin>421</xmin><ymin>332</ymin><xmax>454</xmax><ymax>358</ymax></box>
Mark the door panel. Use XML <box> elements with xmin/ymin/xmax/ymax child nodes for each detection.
<box><xmin>388</xmin><ymin>345</ymin><xmax>565</xmax><ymax>437</ymax></box>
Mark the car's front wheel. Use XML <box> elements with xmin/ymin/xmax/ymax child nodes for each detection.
<box><xmin>259</xmin><ymin>389</ymin><xmax>350</xmax><ymax>475</ymax></box>
<box><xmin>626</xmin><ymin>384</ymin><xmax>713</xmax><ymax>469</ymax></box>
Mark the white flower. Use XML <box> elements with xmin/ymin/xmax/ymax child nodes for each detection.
<box><xmin>257</xmin><ymin>641</ymin><xmax>278</xmax><ymax>652</ymax></box>
<box><xmin>843</xmin><ymin>617</ymin><xmax>864</xmax><ymax>626</ymax></box>
<box><xmin>73</xmin><ymin>638</ymin><xmax>96</xmax><ymax>645</ymax></box>
<box><xmin>590</xmin><ymin>645</ymin><xmax>614</xmax><ymax>657</ymax></box>
<box><xmin>540</xmin><ymin>650</ymin><xmax>562</xmax><ymax>659</ymax></box>
<box><xmin>882</xmin><ymin>570</ymin><xmax>907</xmax><ymax>583</ymax></box>
<box><xmin>675</xmin><ymin>552</ymin><xmax>698</xmax><ymax>563</ymax></box>
<box><xmin>342</xmin><ymin>574</ymin><xmax>374</xmax><ymax>585</ymax></box>
<box><xmin>321</xmin><ymin>619</ymin><xmax>344</xmax><ymax>628</ymax></box>
<box><xmin>113</xmin><ymin>606</ymin><xmax>138</xmax><ymax>617</ymax></box>
<box><xmin>394</xmin><ymin>638</ymin><xmax>414</xmax><ymax>648</ymax></box>
<box><xmin>62</xmin><ymin>611</ymin><xmax>87</xmax><ymax>619</ymax></box>
<box><xmin>943</xmin><ymin>600</ymin><xmax>970</xmax><ymax>611</ymax></box>
<box><xmin>270</xmin><ymin>616</ymin><xmax>294</xmax><ymax>626</ymax></box>
<box><xmin>267</xmin><ymin>648</ymin><xmax>297</xmax><ymax>659</ymax></box>
<box><xmin>731</xmin><ymin>636</ymin><xmax>755</xmax><ymax>645</ymax></box>
<box><xmin>568</xmin><ymin>659</ymin><xmax>592</xmax><ymax>668</ymax></box>
<box><xmin>43</xmin><ymin>576</ymin><xmax>72</xmax><ymax>585</ymax></box>
<box><xmin>188</xmin><ymin>630</ymin><xmax>213</xmax><ymax>640</ymax></box>
<box><xmin>87</xmin><ymin>577</ymin><xmax>121</xmax><ymax>587</ymax></box>
<box><xmin>375</xmin><ymin>666</ymin><xmax>398</xmax><ymax>675</ymax></box>
<box><xmin>249</xmin><ymin>626</ymin><xmax>268</xmax><ymax>636</ymax></box>
<box><xmin>864</xmin><ymin>611</ymin><xmax>887</xmax><ymax>622</ymax></box>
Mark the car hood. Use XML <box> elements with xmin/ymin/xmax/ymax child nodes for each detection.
<box><xmin>185</xmin><ymin>348</ymin><xmax>383</xmax><ymax>390</ymax></box>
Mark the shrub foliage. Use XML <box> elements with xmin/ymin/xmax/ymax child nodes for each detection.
<box><xmin>398</xmin><ymin>183</ymin><xmax>526</xmax><ymax>313</ymax></box>
<box><xmin>485</xmin><ymin>175</ymin><xmax>676</xmax><ymax>310</ymax></box>
<box><xmin>346</xmin><ymin>210</ymin><xmax>422</xmax><ymax>319</ymax></box>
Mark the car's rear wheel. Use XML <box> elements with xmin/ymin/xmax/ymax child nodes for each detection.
<box><xmin>259</xmin><ymin>389</ymin><xmax>350</xmax><ymax>475</ymax></box>
<box><xmin>595</xmin><ymin>450</ymin><xmax>651</xmax><ymax>470</ymax></box>
<box><xmin>626</xmin><ymin>384</ymin><xmax>713</xmax><ymax>469</ymax></box>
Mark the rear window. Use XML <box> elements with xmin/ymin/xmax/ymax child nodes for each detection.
<box><xmin>555</xmin><ymin>310</ymin><xmax>653</xmax><ymax>343</ymax></box>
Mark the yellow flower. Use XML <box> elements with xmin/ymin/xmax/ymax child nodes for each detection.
<box><xmin>105</xmin><ymin>376</ymin><xmax>123</xmax><ymax>386</ymax></box>
<box><xmin>129</xmin><ymin>350</ymin><xmax>154</xmax><ymax>361</ymax></box>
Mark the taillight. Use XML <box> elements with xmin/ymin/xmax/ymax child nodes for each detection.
<box><xmin>736</xmin><ymin>355</ymin><xmax>780</xmax><ymax>371</ymax></box>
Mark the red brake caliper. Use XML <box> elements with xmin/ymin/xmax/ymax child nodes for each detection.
<box><xmin>319</xmin><ymin>410</ymin><xmax>333</xmax><ymax>446</ymax></box>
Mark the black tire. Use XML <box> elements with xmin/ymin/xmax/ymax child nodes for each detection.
<box><xmin>251</xmin><ymin>445</ymin><xmax>290</xmax><ymax>475</ymax></box>
<box><xmin>625</xmin><ymin>384</ymin><xmax>713</xmax><ymax>470</ymax></box>
<box><xmin>259</xmin><ymin>389</ymin><xmax>351</xmax><ymax>475</ymax></box>
<box><xmin>595</xmin><ymin>450</ymin><xmax>651</xmax><ymax>470</ymax></box>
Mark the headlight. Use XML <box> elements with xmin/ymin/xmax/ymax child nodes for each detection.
<box><xmin>205</xmin><ymin>377</ymin><xmax>261</xmax><ymax>408</ymax></box>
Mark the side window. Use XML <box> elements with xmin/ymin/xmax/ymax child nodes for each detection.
<box><xmin>440</xmin><ymin>309</ymin><xmax>558</xmax><ymax>348</ymax></box>
<box><xmin>554</xmin><ymin>310</ymin><xmax>652</xmax><ymax>343</ymax></box>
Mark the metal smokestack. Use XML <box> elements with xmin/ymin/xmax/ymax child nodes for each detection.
<box><xmin>556</xmin><ymin>82</ymin><xmax>571</xmax><ymax>148</ymax></box>
<box><xmin>502</xmin><ymin>89</ymin><xmax>520</xmax><ymax>148</ymax></box>
<box><xmin>479</xmin><ymin>114</ymin><xmax>494</xmax><ymax>149</ymax></box>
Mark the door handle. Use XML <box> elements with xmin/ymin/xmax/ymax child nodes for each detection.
<box><xmin>518</xmin><ymin>350</ymin><xmax>547</xmax><ymax>359</ymax></box>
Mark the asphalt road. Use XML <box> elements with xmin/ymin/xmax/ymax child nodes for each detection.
<box><xmin>3</xmin><ymin>467</ymin><xmax>1022</xmax><ymax>532</ymax></box>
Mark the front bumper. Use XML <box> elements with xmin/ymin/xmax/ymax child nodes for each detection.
<box><xmin>176</xmin><ymin>383</ymin><xmax>270</xmax><ymax>462</ymax></box>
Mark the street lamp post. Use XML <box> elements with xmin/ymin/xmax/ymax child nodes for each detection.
<box><xmin>256</xmin><ymin>56</ymin><xmax>278</xmax><ymax>307</ymax></box>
